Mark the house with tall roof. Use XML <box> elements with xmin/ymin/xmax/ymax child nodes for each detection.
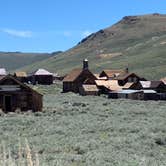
<box><xmin>63</xmin><ymin>59</ymin><xmax>97</xmax><ymax>93</ymax></box>
<box><xmin>29</xmin><ymin>69</ymin><xmax>53</xmax><ymax>85</ymax></box>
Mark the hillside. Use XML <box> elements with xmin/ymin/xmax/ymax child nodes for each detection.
<box><xmin>22</xmin><ymin>14</ymin><xmax>166</xmax><ymax>79</ymax></box>
<box><xmin>0</xmin><ymin>51</ymin><xmax>61</xmax><ymax>71</ymax></box>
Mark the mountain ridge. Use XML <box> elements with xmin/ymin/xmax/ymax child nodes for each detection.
<box><xmin>18</xmin><ymin>14</ymin><xmax>166</xmax><ymax>79</ymax></box>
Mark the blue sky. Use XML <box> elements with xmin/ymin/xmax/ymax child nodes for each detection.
<box><xmin>0</xmin><ymin>0</ymin><xmax>165</xmax><ymax>53</ymax></box>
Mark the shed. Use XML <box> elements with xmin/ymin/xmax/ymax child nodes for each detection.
<box><xmin>14</xmin><ymin>71</ymin><xmax>27</xmax><ymax>82</ymax></box>
<box><xmin>108</xmin><ymin>90</ymin><xmax>144</xmax><ymax>100</ymax></box>
<box><xmin>0</xmin><ymin>75</ymin><xmax>42</xmax><ymax>113</ymax></box>
<box><xmin>142</xmin><ymin>90</ymin><xmax>159</xmax><ymax>100</ymax></box>
<box><xmin>79</xmin><ymin>84</ymin><xmax>99</xmax><ymax>96</ymax></box>
<box><xmin>63</xmin><ymin>59</ymin><xmax>97</xmax><ymax>93</ymax></box>
<box><xmin>30</xmin><ymin>69</ymin><xmax>53</xmax><ymax>85</ymax></box>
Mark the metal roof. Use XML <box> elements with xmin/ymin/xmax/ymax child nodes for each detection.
<box><xmin>34</xmin><ymin>69</ymin><xmax>53</xmax><ymax>76</ymax></box>
<box><xmin>0</xmin><ymin>68</ymin><xmax>7</xmax><ymax>75</ymax></box>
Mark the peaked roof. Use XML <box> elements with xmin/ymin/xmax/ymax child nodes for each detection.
<box><xmin>33</xmin><ymin>69</ymin><xmax>53</xmax><ymax>76</ymax></box>
<box><xmin>140</xmin><ymin>81</ymin><xmax>164</xmax><ymax>89</ymax></box>
<box><xmin>0</xmin><ymin>68</ymin><xmax>7</xmax><ymax>75</ymax></box>
<box><xmin>0</xmin><ymin>75</ymin><xmax>42</xmax><ymax>96</ymax></box>
<box><xmin>63</xmin><ymin>68</ymin><xmax>82</xmax><ymax>82</ymax></box>
<box><xmin>115</xmin><ymin>73</ymin><xmax>140</xmax><ymax>80</ymax></box>
<box><xmin>100</xmin><ymin>69</ymin><xmax>126</xmax><ymax>78</ymax></box>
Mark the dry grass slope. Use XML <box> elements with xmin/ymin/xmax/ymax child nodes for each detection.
<box><xmin>0</xmin><ymin>84</ymin><xmax>165</xmax><ymax>165</ymax></box>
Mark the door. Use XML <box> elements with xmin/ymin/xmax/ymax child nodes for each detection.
<box><xmin>4</xmin><ymin>96</ymin><xmax>12</xmax><ymax>112</ymax></box>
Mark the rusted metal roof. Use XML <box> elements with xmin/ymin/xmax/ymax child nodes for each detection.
<box><xmin>63</xmin><ymin>68</ymin><xmax>82</xmax><ymax>82</ymax></box>
<box><xmin>14</xmin><ymin>71</ymin><xmax>27</xmax><ymax>77</ymax></box>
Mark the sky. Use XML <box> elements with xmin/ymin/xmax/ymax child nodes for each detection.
<box><xmin>0</xmin><ymin>0</ymin><xmax>166</xmax><ymax>53</ymax></box>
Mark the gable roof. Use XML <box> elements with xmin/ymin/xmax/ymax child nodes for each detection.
<box><xmin>63</xmin><ymin>68</ymin><xmax>82</xmax><ymax>82</ymax></box>
<box><xmin>33</xmin><ymin>69</ymin><xmax>53</xmax><ymax>76</ymax></box>
<box><xmin>63</xmin><ymin>68</ymin><xmax>96</xmax><ymax>82</ymax></box>
<box><xmin>140</xmin><ymin>81</ymin><xmax>165</xmax><ymax>89</ymax></box>
<box><xmin>0</xmin><ymin>75</ymin><xmax>42</xmax><ymax>96</ymax></box>
<box><xmin>115</xmin><ymin>73</ymin><xmax>140</xmax><ymax>80</ymax></box>
<box><xmin>14</xmin><ymin>71</ymin><xmax>27</xmax><ymax>77</ymax></box>
<box><xmin>0</xmin><ymin>68</ymin><xmax>7</xmax><ymax>75</ymax></box>
<box><xmin>100</xmin><ymin>69</ymin><xmax>126</xmax><ymax>78</ymax></box>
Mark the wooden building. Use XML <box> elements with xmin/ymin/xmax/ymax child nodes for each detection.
<box><xmin>63</xmin><ymin>59</ymin><xmax>97</xmax><ymax>93</ymax></box>
<box><xmin>108</xmin><ymin>90</ymin><xmax>144</xmax><ymax>100</ymax></box>
<box><xmin>29</xmin><ymin>69</ymin><xmax>53</xmax><ymax>85</ymax></box>
<box><xmin>99</xmin><ymin>69</ymin><xmax>126</xmax><ymax>80</ymax></box>
<box><xmin>115</xmin><ymin>73</ymin><xmax>142</xmax><ymax>86</ymax></box>
<box><xmin>95</xmin><ymin>80</ymin><xmax>142</xmax><ymax>94</ymax></box>
<box><xmin>140</xmin><ymin>81</ymin><xmax>166</xmax><ymax>93</ymax></box>
<box><xmin>79</xmin><ymin>85</ymin><xmax>99</xmax><ymax>96</ymax></box>
<box><xmin>0</xmin><ymin>75</ymin><xmax>42</xmax><ymax>113</ymax></box>
<box><xmin>14</xmin><ymin>71</ymin><xmax>27</xmax><ymax>83</ymax></box>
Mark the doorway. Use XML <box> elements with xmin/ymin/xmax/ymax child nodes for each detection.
<box><xmin>4</xmin><ymin>96</ymin><xmax>12</xmax><ymax>112</ymax></box>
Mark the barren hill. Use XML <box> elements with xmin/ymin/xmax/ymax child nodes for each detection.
<box><xmin>22</xmin><ymin>14</ymin><xmax>166</xmax><ymax>79</ymax></box>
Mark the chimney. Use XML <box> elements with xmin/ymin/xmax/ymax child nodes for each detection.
<box><xmin>83</xmin><ymin>59</ymin><xmax>88</xmax><ymax>70</ymax></box>
<box><xmin>125</xmin><ymin>67</ymin><xmax>129</xmax><ymax>73</ymax></box>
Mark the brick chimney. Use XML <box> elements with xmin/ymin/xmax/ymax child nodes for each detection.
<box><xmin>83</xmin><ymin>59</ymin><xmax>88</xmax><ymax>70</ymax></box>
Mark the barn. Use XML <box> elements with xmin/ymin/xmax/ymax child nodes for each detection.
<box><xmin>0</xmin><ymin>75</ymin><xmax>43</xmax><ymax>113</ymax></box>
<box><xmin>63</xmin><ymin>59</ymin><xmax>97</xmax><ymax>93</ymax></box>
<box><xmin>14</xmin><ymin>71</ymin><xmax>27</xmax><ymax>83</ymax></box>
<box><xmin>29</xmin><ymin>69</ymin><xmax>53</xmax><ymax>85</ymax></box>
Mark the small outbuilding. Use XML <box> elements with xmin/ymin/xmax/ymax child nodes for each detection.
<box><xmin>108</xmin><ymin>90</ymin><xmax>144</xmax><ymax>100</ymax></box>
<box><xmin>0</xmin><ymin>75</ymin><xmax>42</xmax><ymax>113</ymax></box>
<box><xmin>29</xmin><ymin>69</ymin><xmax>53</xmax><ymax>85</ymax></box>
<box><xmin>63</xmin><ymin>59</ymin><xmax>97</xmax><ymax>93</ymax></box>
<box><xmin>79</xmin><ymin>84</ymin><xmax>99</xmax><ymax>96</ymax></box>
<box><xmin>14</xmin><ymin>71</ymin><xmax>27</xmax><ymax>83</ymax></box>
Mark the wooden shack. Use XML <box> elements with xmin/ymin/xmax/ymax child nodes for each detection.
<box><xmin>108</xmin><ymin>90</ymin><xmax>144</xmax><ymax>100</ymax></box>
<box><xmin>63</xmin><ymin>59</ymin><xmax>97</xmax><ymax>93</ymax></box>
<box><xmin>14</xmin><ymin>71</ymin><xmax>27</xmax><ymax>82</ymax></box>
<box><xmin>99</xmin><ymin>69</ymin><xmax>126</xmax><ymax>80</ymax></box>
<box><xmin>0</xmin><ymin>75</ymin><xmax>42</xmax><ymax>113</ymax></box>
<box><xmin>30</xmin><ymin>69</ymin><xmax>53</xmax><ymax>85</ymax></box>
<box><xmin>79</xmin><ymin>85</ymin><xmax>99</xmax><ymax>96</ymax></box>
<box><xmin>140</xmin><ymin>81</ymin><xmax>166</xmax><ymax>93</ymax></box>
<box><xmin>115</xmin><ymin>73</ymin><xmax>142</xmax><ymax>86</ymax></box>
